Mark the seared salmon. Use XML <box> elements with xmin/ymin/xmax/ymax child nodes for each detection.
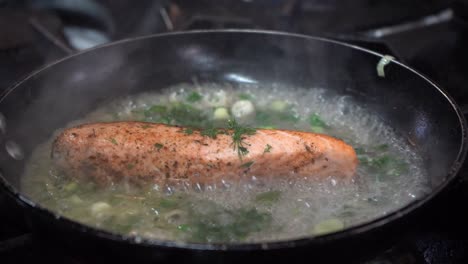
<box><xmin>52</xmin><ymin>122</ymin><xmax>358</xmax><ymax>186</ymax></box>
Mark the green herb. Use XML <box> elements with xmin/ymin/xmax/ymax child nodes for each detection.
<box><xmin>375</xmin><ymin>144</ymin><xmax>389</xmax><ymax>151</ymax></box>
<box><xmin>126</xmin><ymin>164</ymin><xmax>135</xmax><ymax>170</ymax></box>
<box><xmin>141</xmin><ymin>103</ymin><xmax>210</xmax><ymax>128</ymax></box>
<box><xmin>108</xmin><ymin>138</ymin><xmax>118</xmax><ymax>145</ymax></box>
<box><xmin>355</xmin><ymin>144</ymin><xmax>410</xmax><ymax>180</ymax></box>
<box><xmin>312</xmin><ymin>218</ymin><xmax>344</xmax><ymax>235</ymax></box>
<box><xmin>255</xmin><ymin>110</ymin><xmax>273</xmax><ymax>127</ymax></box>
<box><xmin>102</xmin><ymin>214</ymin><xmax>140</xmax><ymax>234</ymax></box>
<box><xmin>338</xmin><ymin>204</ymin><xmax>357</xmax><ymax>218</ymax></box>
<box><xmin>183</xmin><ymin>128</ymin><xmax>194</xmax><ymax>135</ymax></box>
<box><xmin>269</xmin><ymin>100</ymin><xmax>289</xmax><ymax>112</ymax></box>
<box><xmin>238</xmin><ymin>146</ymin><xmax>249</xmax><ymax>156</ymax></box>
<box><xmin>255</xmin><ymin>190</ymin><xmax>281</xmax><ymax>204</ymax></box>
<box><xmin>259</xmin><ymin>126</ymin><xmax>276</xmax><ymax>130</ymax></box>
<box><xmin>156</xmin><ymin>194</ymin><xmax>188</xmax><ymax>211</ymax></box>
<box><xmin>63</xmin><ymin>182</ymin><xmax>78</xmax><ymax>193</ymax></box>
<box><xmin>186</xmin><ymin>91</ymin><xmax>202</xmax><ymax>103</ymax></box>
<box><xmin>278</xmin><ymin>111</ymin><xmax>300</xmax><ymax>123</ymax></box>
<box><xmin>354</xmin><ymin>147</ymin><xmax>365</xmax><ymax>155</ymax></box>
<box><xmin>256</xmin><ymin>109</ymin><xmax>299</xmax><ymax>127</ymax></box>
<box><xmin>189</xmin><ymin>207</ymin><xmax>272</xmax><ymax>243</ymax></box>
<box><xmin>311</xmin><ymin>126</ymin><xmax>325</xmax><ymax>133</ymax></box>
<box><xmin>177</xmin><ymin>224</ymin><xmax>191</xmax><ymax>232</ymax></box>
<box><xmin>227</xmin><ymin>119</ymin><xmax>256</xmax><ymax>160</ymax></box>
<box><xmin>201</xmin><ymin>127</ymin><xmax>221</xmax><ymax>139</ymax></box>
<box><xmin>144</xmin><ymin>105</ymin><xmax>167</xmax><ymax>117</ymax></box>
<box><xmin>370</xmin><ymin>155</ymin><xmax>392</xmax><ymax>168</ymax></box>
<box><xmin>131</xmin><ymin>109</ymin><xmax>145</xmax><ymax>114</ymax></box>
<box><xmin>309</xmin><ymin>114</ymin><xmax>328</xmax><ymax>133</ymax></box>
<box><xmin>159</xmin><ymin>198</ymin><xmax>180</xmax><ymax>209</ymax></box>
<box><xmin>142</xmin><ymin>104</ymin><xmax>167</xmax><ymax>122</ymax></box>
<box><xmin>309</xmin><ymin>113</ymin><xmax>327</xmax><ymax>128</ymax></box>
<box><xmin>263</xmin><ymin>144</ymin><xmax>272</xmax><ymax>153</ymax></box>
<box><xmin>240</xmin><ymin>161</ymin><xmax>254</xmax><ymax>168</ymax></box>
<box><xmin>165</xmin><ymin>103</ymin><xmax>209</xmax><ymax>127</ymax></box>
<box><xmin>154</xmin><ymin>143</ymin><xmax>164</xmax><ymax>151</ymax></box>
<box><xmin>110</xmin><ymin>112</ymin><xmax>121</xmax><ymax>121</ymax></box>
<box><xmin>141</xmin><ymin>124</ymin><xmax>151</xmax><ymax>129</ymax></box>
<box><xmin>238</xmin><ymin>93</ymin><xmax>253</xmax><ymax>100</ymax></box>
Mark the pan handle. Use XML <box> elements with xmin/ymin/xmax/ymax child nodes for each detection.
<box><xmin>27</xmin><ymin>0</ymin><xmax>115</xmax><ymax>57</ymax></box>
<box><xmin>29</xmin><ymin>17</ymin><xmax>75</xmax><ymax>56</ymax></box>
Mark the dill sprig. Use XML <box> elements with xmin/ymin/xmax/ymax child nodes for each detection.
<box><xmin>227</xmin><ymin>119</ymin><xmax>256</xmax><ymax>160</ymax></box>
<box><xmin>201</xmin><ymin>127</ymin><xmax>221</xmax><ymax>139</ymax></box>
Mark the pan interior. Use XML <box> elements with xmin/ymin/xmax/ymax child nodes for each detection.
<box><xmin>21</xmin><ymin>81</ymin><xmax>428</xmax><ymax>243</ymax></box>
<box><xmin>0</xmin><ymin>31</ymin><xmax>464</xmax><ymax>245</ymax></box>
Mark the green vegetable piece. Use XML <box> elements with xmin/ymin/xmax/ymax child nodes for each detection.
<box><xmin>278</xmin><ymin>111</ymin><xmax>299</xmax><ymax>123</ymax></box>
<box><xmin>258</xmin><ymin>126</ymin><xmax>275</xmax><ymax>130</ymax></box>
<box><xmin>63</xmin><ymin>182</ymin><xmax>78</xmax><ymax>193</ymax></box>
<box><xmin>108</xmin><ymin>138</ymin><xmax>118</xmax><ymax>145</ymax></box>
<box><xmin>164</xmin><ymin>209</ymin><xmax>187</xmax><ymax>224</ymax></box>
<box><xmin>377</xmin><ymin>55</ymin><xmax>395</xmax><ymax>78</ymax></box>
<box><xmin>372</xmin><ymin>155</ymin><xmax>392</xmax><ymax>169</ymax></box>
<box><xmin>105</xmin><ymin>214</ymin><xmax>140</xmax><ymax>234</ymax></box>
<box><xmin>255</xmin><ymin>111</ymin><xmax>273</xmax><ymax>127</ymax></box>
<box><xmin>68</xmin><ymin>194</ymin><xmax>83</xmax><ymax>204</ymax></box>
<box><xmin>256</xmin><ymin>108</ymin><xmax>298</xmax><ymax>126</ymax></box>
<box><xmin>263</xmin><ymin>144</ymin><xmax>272</xmax><ymax>153</ymax></box>
<box><xmin>359</xmin><ymin>153</ymin><xmax>409</xmax><ymax>178</ymax></box>
<box><xmin>154</xmin><ymin>143</ymin><xmax>164</xmax><ymax>151</ymax></box>
<box><xmin>186</xmin><ymin>91</ymin><xmax>202</xmax><ymax>103</ymax></box>
<box><xmin>131</xmin><ymin>109</ymin><xmax>145</xmax><ymax>115</ymax></box>
<box><xmin>227</xmin><ymin>119</ymin><xmax>256</xmax><ymax>160</ymax></box>
<box><xmin>190</xmin><ymin>207</ymin><xmax>272</xmax><ymax>243</ymax></box>
<box><xmin>159</xmin><ymin>198</ymin><xmax>179</xmax><ymax>209</ymax></box>
<box><xmin>238</xmin><ymin>93</ymin><xmax>253</xmax><ymax>100</ymax></box>
<box><xmin>183</xmin><ymin>128</ymin><xmax>194</xmax><ymax>135</ymax></box>
<box><xmin>313</xmin><ymin>218</ymin><xmax>344</xmax><ymax>235</ymax></box>
<box><xmin>269</xmin><ymin>100</ymin><xmax>288</xmax><ymax>112</ymax></box>
<box><xmin>144</xmin><ymin>105</ymin><xmax>167</xmax><ymax>117</ymax></box>
<box><xmin>213</xmin><ymin>107</ymin><xmax>230</xmax><ymax>120</ymax></box>
<box><xmin>309</xmin><ymin>113</ymin><xmax>327</xmax><ymax>128</ymax></box>
<box><xmin>311</xmin><ymin>126</ymin><xmax>325</xmax><ymax>133</ymax></box>
<box><xmin>90</xmin><ymin>202</ymin><xmax>112</xmax><ymax>219</ymax></box>
<box><xmin>240</xmin><ymin>161</ymin><xmax>254</xmax><ymax>168</ymax></box>
<box><xmin>165</xmin><ymin>103</ymin><xmax>209</xmax><ymax>127</ymax></box>
<box><xmin>127</xmin><ymin>164</ymin><xmax>135</xmax><ymax>170</ymax></box>
<box><xmin>177</xmin><ymin>224</ymin><xmax>191</xmax><ymax>232</ymax></box>
<box><xmin>375</xmin><ymin>144</ymin><xmax>389</xmax><ymax>151</ymax></box>
<box><xmin>354</xmin><ymin>147</ymin><xmax>365</xmax><ymax>155</ymax></box>
<box><xmin>386</xmin><ymin>159</ymin><xmax>409</xmax><ymax>176</ymax></box>
<box><xmin>255</xmin><ymin>190</ymin><xmax>281</xmax><ymax>204</ymax></box>
<box><xmin>111</xmin><ymin>112</ymin><xmax>120</xmax><ymax>121</ymax></box>
<box><xmin>201</xmin><ymin>127</ymin><xmax>221</xmax><ymax>139</ymax></box>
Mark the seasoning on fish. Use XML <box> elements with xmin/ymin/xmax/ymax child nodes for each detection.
<box><xmin>52</xmin><ymin>121</ymin><xmax>358</xmax><ymax>186</ymax></box>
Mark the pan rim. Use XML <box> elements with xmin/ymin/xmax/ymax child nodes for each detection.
<box><xmin>0</xmin><ymin>28</ymin><xmax>466</xmax><ymax>251</ymax></box>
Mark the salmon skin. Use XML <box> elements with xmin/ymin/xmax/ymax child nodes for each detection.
<box><xmin>52</xmin><ymin>122</ymin><xmax>358</xmax><ymax>186</ymax></box>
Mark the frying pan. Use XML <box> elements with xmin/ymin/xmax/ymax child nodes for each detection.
<box><xmin>0</xmin><ymin>30</ymin><xmax>466</xmax><ymax>263</ymax></box>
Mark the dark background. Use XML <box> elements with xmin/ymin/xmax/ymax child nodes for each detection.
<box><xmin>1</xmin><ymin>1</ymin><xmax>468</xmax><ymax>263</ymax></box>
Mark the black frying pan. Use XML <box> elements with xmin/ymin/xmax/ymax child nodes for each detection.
<box><xmin>0</xmin><ymin>30</ymin><xmax>466</xmax><ymax>263</ymax></box>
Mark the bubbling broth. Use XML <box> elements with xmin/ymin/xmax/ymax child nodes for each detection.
<box><xmin>21</xmin><ymin>83</ymin><xmax>429</xmax><ymax>243</ymax></box>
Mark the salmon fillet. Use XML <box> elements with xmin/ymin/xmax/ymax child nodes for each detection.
<box><xmin>52</xmin><ymin>122</ymin><xmax>358</xmax><ymax>186</ymax></box>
